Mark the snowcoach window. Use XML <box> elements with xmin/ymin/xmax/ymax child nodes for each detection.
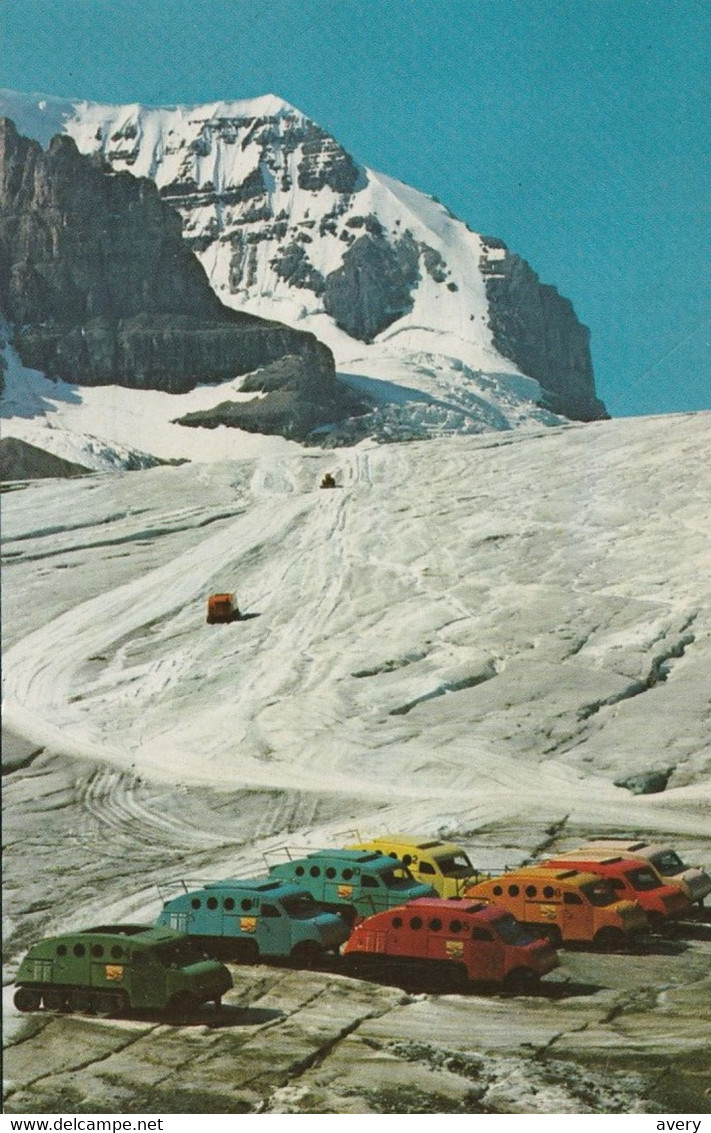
<box><xmin>73</xmin><ymin>944</ymin><xmax>86</xmax><ymax>957</ymax></box>
<box><xmin>380</xmin><ymin>869</ymin><xmax>416</xmax><ymax>891</ymax></box>
<box><xmin>580</xmin><ymin>880</ymin><xmax>618</xmax><ymax>907</ymax></box>
<box><xmin>224</xmin><ymin>898</ymin><xmax>235</xmax><ymax>911</ymax></box>
<box><xmin>543</xmin><ymin>886</ymin><xmax>555</xmax><ymax>898</ymax></box>
<box><xmin>57</xmin><ymin>945</ymin><xmax>67</xmax><ymax>956</ymax></box>
<box><xmin>652</xmin><ymin>851</ymin><xmax>685</xmax><ymax>874</ymax></box>
<box><xmin>525</xmin><ymin>885</ymin><xmax>537</xmax><ymax>897</ymax></box>
<box><xmin>493</xmin><ymin>914</ymin><xmax>537</xmax><ymax>945</ymax></box>
<box><xmin>262</xmin><ymin>904</ymin><xmax>280</xmax><ymax>918</ymax></box>
<box><xmin>449</xmin><ymin>920</ymin><xmax>463</xmax><ymax>933</ymax></box>
<box><xmin>472</xmin><ymin>927</ymin><xmax>494</xmax><ymax>941</ymax></box>
<box><xmin>564</xmin><ymin>892</ymin><xmax>582</xmax><ymax>905</ymax></box>
<box><xmin>111</xmin><ymin>946</ymin><xmax>124</xmax><ymax>959</ymax></box>
<box><xmin>508</xmin><ymin>885</ymin><xmax>520</xmax><ymax>897</ymax></box>
<box><xmin>241</xmin><ymin>899</ymin><xmax>253</xmax><ymax>911</ymax></box>
<box><xmin>361</xmin><ymin>875</ymin><xmax>379</xmax><ymax>888</ymax></box>
<box><xmin>281</xmin><ymin>893</ymin><xmax>319</xmax><ymax>918</ymax></box>
<box><xmin>153</xmin><ymin>939</ymin><xmax>204</xmax><ymax>966</ymax></box>
<box><xmin>91</xmin><ymin>945</ymin><xmax>104</xmax><ymax>958</ymax></box>
<box><xmin>437</xmin><ymin>853</ymin><xmax>473</xmax><ymax>876</ymax></box>
<box><xmin>409</xmin><ymin>916</ymin><xmax>423</xmax><ymax>930</ymax></box>
<box><xmin>392</xmin><ymin>916</ymin><xmax>403</xmax><ymax>929</ymax></box>
<box><xmin>429</xmin><ymin>918</ymin><xmax>442</xmax><ymax>931</ymax></box>
<box><xmin>191</xmin><ymin>898</ymin><xmax>201</xmax><ymax>909</ymax></box>
<box><xmin>493</xmin><ymin>885</ymin><xmax>503</xmax><ymax>896</ymax></box>
<box><xmin>326</xmin><ymin>868</ymin><xmax>336</xmax><ymax>879</ymax></box>
<box><xmin>295</xmin><ymin>866</ymin><xmax>305</xmax><ymax>877</ymax></box>
<box><xmin>310</xmin><ymin>866</ymin><xmax>321</xmax><ymax>878</ymax></box>
<box><xmin>627</xmin><ymin>868</ymin><xmax>662</xmax><ymax>891</ymax></box>
<box><xmin>207</xmin><ymin>897</ymin><xmax>218</xmax><ymax>910</ymax></box>
<box><xmin>342</xmin><ymin>869</ymin><xmax>353</xmax><ymax>880</ymax></box>
<box><xmin>419</xmin><ymin>862</ymin><xmax>436</xmax><ymax>876</ymax></box>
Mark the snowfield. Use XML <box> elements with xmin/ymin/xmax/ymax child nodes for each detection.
<box><xmin>3</xmin><ymin>410</ymin><xmax>711</xmax><ymax>1114</ymax></box>
<box><xmin>4</xmin><ymin>410</ymin><xmax>710</xmax><ymax>864</ymax></box>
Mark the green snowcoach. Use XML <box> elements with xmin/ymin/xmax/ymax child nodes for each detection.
<box><xmin>13</xmin><ymin>924</ymin><xmax>232</xmax><ymax>1017</ymax></box>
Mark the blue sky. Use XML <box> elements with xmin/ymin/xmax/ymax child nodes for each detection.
<box><xmin>1</xmin><ymin>0</ymin><xmax>709</xmax><ymax>417</ymax></box>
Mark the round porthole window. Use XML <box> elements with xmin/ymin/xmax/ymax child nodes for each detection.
<box><xmin>449</xmin><ymin>920</ymin><xmax>463</xmax><ymax>933</ymax></box>
<box><xmin>111</xmin><ymin>945</ymin><xmax>123</xmax><ymax>959</ymax></box>
<box><xmin>224</xmin><ymin>897</ymin><xmax>235</xmax><ymax>911</ymax></box>
<box><xmin>295</xmin><ymin>866</ymin><xmax>305</xmax><ymax>876</ymax></box>
<box><xmin>392</xmin><ymin>916</ymin><xmax>403</xmax><ymax>929</ymax></box>
<box><xmin>207</xmin><ymin>897</ymin><xmax>218</xmax><ymax>910</ymax></box>
<box><xmin>241</xmin><ymin>899</ymin><xmax>252</xmax><ymax>911</ymax></box>
<box><xmin>525</xmin><ymin>885</ymin><xmax>537</xmax><ymax>898</ymax></box>
<box><xmin>543</xmin><ymin>886</ymin><xmax>555</xmax><ymax>899</ymax></box>
<box><xmin>508</xmin><ymin>885</ymin><xmax>520</xmax><ymax>897</ymax></box>
<box><xmin>493</xmin><ymin>885</ymin><xmax>503</xmax><ymax>896</ymax></box>
<box><xmin>91</xmin><ymin>944</ymin><xmax>104</xmax><ymax>958</ymax></box>
<box><xmin>410</xmin><ymin>916</ymin><xmax>423</xmax><ymax>930</ymax></box>
<box><xmin>326</xmin><ymin>867</ymin><xmax>336</xmax><ymax>879</ymax></box>
<box><xmin>57</xmin><ymin>944</ymin><xmax>67</xmax><ymax>956</ymax></box>
<box><xmin>73</xmin><ymin>943</ymin><xmax>86</xmax><ymax>957</ymax></box>
<box><xmin>342</xmin><ymin>869</ymin><xmax>353</xmax><ymax>881</ymax></box>
<box><xmin>310</xmin><ymin>866</ymin><xmax>321</xmax><ymax>878</ymax></box>
<box><xmin>191</xmin><ymin>898</ymin><xmax>201</xmax><ymax>909</ymax></box>
<box><xmin>429</xmin><ymin>918</ymin><xmax>442</xmax><ymax>931</ymax></box>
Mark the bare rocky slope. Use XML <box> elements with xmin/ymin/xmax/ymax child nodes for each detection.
<box><xmin>0</xmin><ymin>118</ymin><xmax>336</xmax><ymax>408</ymax></box>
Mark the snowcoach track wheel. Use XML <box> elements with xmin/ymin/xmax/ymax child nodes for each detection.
<box><xmin>14</xmin><ymin>987</ymin><xmax>41</xmax><ymax>1012</ymax></box>
<box><xmin>42</xmin><ymin>988</ymin><xmax>67</xmax><ymax>1012</ymax></box>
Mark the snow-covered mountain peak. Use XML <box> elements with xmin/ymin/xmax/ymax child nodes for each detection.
<box><xmin>1</xmin><ymin>88</ymin><xmax>607</xmax><ymax>467</ymax></box>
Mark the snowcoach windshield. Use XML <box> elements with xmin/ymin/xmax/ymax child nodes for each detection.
<box><xmin>281</xmin><ymin>893</ymin><xmax>320</xmax><ymax>919</ymax></box>
<box><xmin>380</xmin><ymin>868</ymin><xmax>418</xmax><ymax>890</ymax></box>
<box><xmin>436</xmin><ymin>853</ymin><xmax>474</xmax><ymax>877</ymax></box>
<box><xmin>580</xmin><ymin>880</ymin><xmax>619</xmax><ymax>907</ymax></box>
<box><xmin>492</xmin><ymin>914</ymin><xmax>538</xmax><ymax>945</ymax></box>
<box><xmin>650</xmin><ymin>851</ymin><xmax>686</xmax><ymax>875</ymax></box>
<box><xmin>151</xmin><ymin>939</ymin><xmax>206</xmax><ymax>966</ymax></box>
<box><xmin>626</xmin><ymin>867</ymin><xmax>662</xmax><ymax>891</ymax></box>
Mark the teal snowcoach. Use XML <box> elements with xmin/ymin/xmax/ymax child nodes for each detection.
<box><xmin>268</xmin><ymin>849</ymin><xmax>437</xmax><ymax>922</ymax></box>
<box><xmin>156</xmin><ymin>878</ymin><xmax>350</xmax><ymax>964</ymax></box>
<box><xmin>13</xmin><ymin>924</ymin><xmax>232</xmax><ymax>1016</ymax></box>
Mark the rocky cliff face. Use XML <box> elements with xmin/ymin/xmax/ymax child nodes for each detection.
<box><xmin>0</xmin><ymin>117</ymin><xmax>335</xmax><ymax>395</ymax></box>
<box><xmin>481</xmin><ymin>239</ymin><xmax>607</xmax><ymax>422</ymax></box>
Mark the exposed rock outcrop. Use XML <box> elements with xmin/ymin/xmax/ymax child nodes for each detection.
<box><xmin>0</xmin><ymin>436</ymin><xmax>91</xmax><ymax>480</ymax></box>
<box><xmin>323</xmin><ymin>230</ymin><xmax>421</xmax><ymax>342</ymax></box>
<box><xmin>481</xmin><ymin>239</ymin><xmax>608</xmax><ymax>422</ymax></box>
<box><xmin>175</xmin><ymin>353</ymin><xmax>370</xmax><ymax>442</ymax></box>
<box><xmin>0</xmin><ymin>118</ymin><xmax>335</xmax><ymax>394</ymax></box>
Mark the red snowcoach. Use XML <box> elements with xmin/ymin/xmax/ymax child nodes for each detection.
<box><xmin>342</xmin><ymin>897</ymin><xmax>559</xmax><ymax>988</ymax></box>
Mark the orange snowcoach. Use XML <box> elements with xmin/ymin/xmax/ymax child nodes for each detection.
<box><xmin>206</xmin><ymin>593</ymin><xmax>238</xmax><ymax>623</ymax></box>
<box><xmin>465</xmin><ymin>866</ymin><xmax>648</xmax><ymax>948</ymax></box>
<box><xmin>342</xmin><ymin>897</ymin><xmax>559</xmax><ymax>987</ymax></box>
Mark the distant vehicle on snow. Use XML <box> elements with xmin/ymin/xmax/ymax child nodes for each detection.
<box><xmin>206</xmin><ymin>592</ymin><xmax>239</xmax><ymax>623</ymax></box>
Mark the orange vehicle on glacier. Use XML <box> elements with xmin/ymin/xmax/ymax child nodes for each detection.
<box><xmin>206</xmin><ymin>593</ymin><xmax>239</xmax><ymax>623</ymax></box>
